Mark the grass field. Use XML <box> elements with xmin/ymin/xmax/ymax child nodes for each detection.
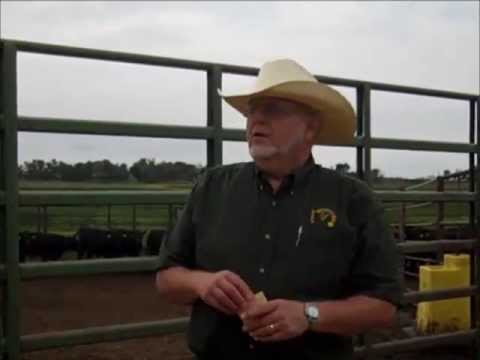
<box><xmin>18</xmin><ymin>179</ymin><xmax>473</xmax><ymax>235</ymax></box>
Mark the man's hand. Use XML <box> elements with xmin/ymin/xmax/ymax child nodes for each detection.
<box><xmin>195</xmin><ymin>270</ymin><xmax>254</xmax><ymax>315</ymax></box>
<box><xmin>241</xmin><ymin>299</ymin><xmax>308</xmax><ymax>342</ymax></box>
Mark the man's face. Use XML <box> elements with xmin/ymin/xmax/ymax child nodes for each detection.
<box><xmin>246</xmin><ymin>97</ymin><xmax>316</xmax><ymax>160</ymax></box>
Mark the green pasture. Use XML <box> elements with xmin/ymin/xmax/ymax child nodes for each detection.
<box><xmin>18</xmin><ymin>179</ymin><xmax>473</xmax><ymax>235</ymax></box>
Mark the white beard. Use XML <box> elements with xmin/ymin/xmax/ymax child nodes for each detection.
<box><xmin>249</xmin><ymin>128</ymin><xmax>306</xmax><ymax>160</ymax></box>
<box><xmin>249</xmin><ymin>144</ymin><xmax>278</xmax><ymax>159</ymax></box>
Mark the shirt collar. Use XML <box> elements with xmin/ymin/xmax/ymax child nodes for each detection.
<box><xmin>254</xmin><ymin>154</ymin><xmax>316</xmax><ymax>192</ymax></box>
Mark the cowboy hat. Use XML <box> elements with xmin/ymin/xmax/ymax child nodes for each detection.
<box><xmin>218</xmin><ymin>59</ymin><xmax>356</xmax><ymax>145</ymax></box>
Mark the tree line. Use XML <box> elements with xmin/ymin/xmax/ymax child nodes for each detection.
<box><xmin>19</xmin><ymin>159</ymin><xmax>386</xmax><ymax>183</ymax></box>
<box><xmin>18</xmin><ymin>159</ymin><xmax>202</xmax><ymax>182</ymax></box>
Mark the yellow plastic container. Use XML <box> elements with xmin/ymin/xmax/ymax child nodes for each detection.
<box><xmin>416</xmin><ymin>254</ymin><xmax>470</xmax><ymax>334</ymax></box>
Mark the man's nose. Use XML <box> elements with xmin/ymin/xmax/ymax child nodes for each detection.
<box><xmin>248</xmin><ymin>110</ymin><xmax>269</xmax><ymax>124</ymax></box>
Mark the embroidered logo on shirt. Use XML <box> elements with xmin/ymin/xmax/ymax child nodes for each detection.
<box><xmin>310</xmin><ymin>208</ymin><xmax>336</xmax><ymax>228</ymax></box>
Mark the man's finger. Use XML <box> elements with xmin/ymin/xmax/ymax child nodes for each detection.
<box><xmin>218</xmin><ymin>278</ymin><xmax>246</xmax><ymax>309</ymax></box>
<box><xmin>212</xmin><ymin>287</ymin><xmax>238</xmax><ymax>313</ymax></box>
<box><xmin>243</xmin><ymin>301</ymin><xmax>278</xmax><ymax>319</ymax></box>
<box><xmin>249</xmin><ymin>321</ymin><xmax>284</xmax><ymax>339</ymax></box>
<box><xmin>243</xmin><ymin>312</ymin><xmax>283</xmax><ymax>333</ymax></box>
<box><xmin>209</xmin><ymin>298</ymin><xmax>234</xmax><ymax>315</ymax></box>
<box><xmin>225</xmin><ymin>272</ymin><xmax>254</xmax><ymax>301</ymax></box>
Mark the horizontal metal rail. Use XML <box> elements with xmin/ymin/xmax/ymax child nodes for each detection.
<box><xmin>404</xmin><ymin>286</ymin><xmax>477</xmax><ymax>303</ymax></box>
<box><xmin>20</xmin><ymin>257</ymin><xmax>159</xmax><ymax>280</ymax></box>
<box><xmin>370</xmin><ymin>138</ymin><xmax>477</xmax><ymax>153</ymax></box>
<box><xmin>354</xmin><ymin>329</ymin><xmax>476</xmax><ymax>358</ymax></box>
<box><xmin>376</xmin><ymin>190</ymin><xmax>475</xmax><ymax>202</ymax></box>
<box><xmin>16</xmin><ymin>190</ymin><xmax>475</xmax><ymax>207</ymax></box>
<box><xmin>397</xmin><ymin>239</ymin><xmax>478</xmax><ymax>253</ymax></box>
<box><xmin>18</xmin><ymin>117</ymin><xmax>215</xmax><ymax>140</ymax></box>
<box><xmin>19</xmin><ymin>191</ymin><xmax>189</xmax><ymax>206</ymax></box>
<box><xmin>0</xmin><ymin>315</ymin><xmax>473</xmax><ymax>355</ymax></box>
<box><xmin>18</xmin><ymin>317</ymin><xmax>189</xmax><ymax>353</ymax></box>
<box><xmin>0</xmin><ymin>257</ymin><xmax>158</xmax><ymax>280</ymax></box>
<box><xmin>7</xmin><ymin>39</ymin><xmax>477</xmax><ymax>100</ymax></box>
<box><xmin>391</xmin><ymin>220</ymin><xmax>471</xmax><ymax>228</ymax></box>
<box><xmin>0</xmin><ymin>319</ymin><xmax>473</xmax><ymax>356</ymax></box>
<box><xmin>9</xmin><ymin>117</ymin><xmax>479</xmax><ymax>154</ymax></box>
<box><xmin>404</xmin><ymin>255</ymin><xmax>438</xmax><ymax>263</ymax></box>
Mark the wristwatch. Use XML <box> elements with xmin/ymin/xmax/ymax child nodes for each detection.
<box><xmin>304</xmin><ymin>303</ymin><xmax>320</xmax><ymax>329</ymax></box>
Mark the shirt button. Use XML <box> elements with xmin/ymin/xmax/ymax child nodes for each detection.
<box><xmin>259</xmin><ymin>185</ymin><xmax>264</xmax><ymax>191</ymax></box>
<box><xmin>272</xmin><ymin>201</ymin><xmax>276</xmax><ymax>207</ymax></box>
<box><xmin>264</xmin><ymin>233</ymin><xmax>271</xmax><ymax>240</ymax></box>
<box><xmin>249</xmin><ymin>343</ymin><xmax>255</xmax><ymax>350</ymax></box>
<box><xmin>290</xmin><ymin>191</ymin><xmax>294</xmax><ymax>196</ymax></box>
<box><xmin>259</xmin><ymin>267</ymin><xmax>265</xmax><ymax>274</ymax></box>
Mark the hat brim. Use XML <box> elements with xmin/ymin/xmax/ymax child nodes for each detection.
<box><xmin>218</xmin><ymin>81</ymin><xmax>356</xmax><ymax>145</ymax></box>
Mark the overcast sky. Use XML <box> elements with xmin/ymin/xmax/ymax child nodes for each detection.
<box><xmin>1</xmin><ymin>1</ymin><xmax>478</xmax><ymax>178</ymax></box>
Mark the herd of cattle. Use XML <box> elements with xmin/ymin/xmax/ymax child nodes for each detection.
<box><xmin>18</xmin><ymin>227</ymin><xmax>168</xmax><ymax>262</ymax></box>
<box><xmin>18</xmin><ymin>223</ymin><xmax>473</xmax><ymax>264</ymax></box>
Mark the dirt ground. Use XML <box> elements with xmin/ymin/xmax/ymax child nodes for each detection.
<box><xmin>9</xmin><ymin>273</ymin><xmax>471</xmax><ymax>360</ymax></box>
<box><xmin>20</xmin><ymin>273</ymin><xmax>193</xmax><ymax>360</ymax></box>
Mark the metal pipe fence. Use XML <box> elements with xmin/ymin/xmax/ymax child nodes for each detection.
<box><xmin>1</xmin><ymin>38</ymin><xmax>479</xmax><ymax>359</ymax></box>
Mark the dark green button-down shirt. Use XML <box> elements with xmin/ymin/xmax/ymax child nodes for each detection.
<box><xmin>158</xmin><ymin>159</ymin><xmax>403</xmax><ymax>360</ymax></box>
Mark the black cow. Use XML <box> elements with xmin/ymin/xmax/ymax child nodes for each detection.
<box><xmin>110</xmin><ymin>229</ymin><xmax>144</xmax><ymax>257</ymax></box>
<box><xmin>19</xmin><ymin>231</ymin><xmax>77</xmax><ymax>262</ymax></box>
<box><xmin>144</xmin><ymin>228</ymin><xmax>168</xmax><ymax>256</ymax></box>
<box><xmin>76</xmin><ymin>227</ymin><xmax>144</xmax><ymax>259</ymax></box>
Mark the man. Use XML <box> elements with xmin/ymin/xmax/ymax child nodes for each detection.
<box><xmin>155</xmin><ymin>59</ymin><xmax>403</xmax><ymax>359</ymax></box>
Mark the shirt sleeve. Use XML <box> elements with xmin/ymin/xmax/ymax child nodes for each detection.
<box><xmin>156</xmin><ymin>174</ymin><xmax>204</xmax><ymax>272</ymax></box>
<box><xmin>345</xmin><ymin>179</ymin><xmax>405</xmax><ymax>307</ymax></box>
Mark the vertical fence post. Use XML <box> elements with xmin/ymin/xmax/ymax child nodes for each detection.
<box><xmin>132</xmin><ymin>205</ymin><xmax>136</xmax><ymax>232</ymax></box>
<box><xmin>472</xmin><ymin>97</ymin><xmax>479</xmax><ymax>359</ymax></box>
<box><xmin>356</xmin><ymin>85</ymin><xmax>365</xmax><ymax>180</ymax></box>
<box><xmin>436</xmin><ymin>177</ymin><xmax>445</xmax><ymax>240</ymax></box>
<box><xmin>167</xmin><ymin>204</ymin><xmax>173</xmax><ymax>231</ymax></box>
<box><xmin>36</xmin><ymin>206</ymin><xmax>41</xmax><ymax>233</ymax></box>
<box><xmin>0</xmin><ymin>41</ymin><xmax>21</xmax><ymax>360</ymax></box>
<box><xmin>400</xmin><ymin>188</ymin><xmax>407</xmax><ymax>241</ymax></box>
<box><xmin>206</xmin><ymin>65</ymin><xmax>222</xmax><ymax>168</ymax></box>
<box><xmin>42</xmin><ymin>206</ymin><xmax>48</xmax><ymax>234</ymax></box>
<box><xmin>357</xmin><ymin>83</ymin><xmax>371</xmax><ymax>359</ymax></box>
<box><xmin>362</xmin><ymin>84</ymin><xmax>372</xmax><ymax>186</ymax></box>
<box><xmin>107</xmin><ymin>205</ymin><xmax>111</xmax><ymax>230</ymax></box>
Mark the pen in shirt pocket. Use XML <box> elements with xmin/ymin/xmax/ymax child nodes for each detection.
<box><xmin>295</xmin><ymin>225</ymin><xmax>303</xmax><ymax>247</ymax></box>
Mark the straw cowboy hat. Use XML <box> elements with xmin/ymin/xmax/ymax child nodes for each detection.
<box><xmin>218</xmin><ymin>59</ymin><xmax>356</xmax><ymax>145</ymax></box>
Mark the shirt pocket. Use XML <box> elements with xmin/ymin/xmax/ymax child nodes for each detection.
<box><xmin>288</xmin><ymin>219</ymin><xmax>356</xmax><ymax>298</ymax></box>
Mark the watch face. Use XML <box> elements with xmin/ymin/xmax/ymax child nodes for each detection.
<box><xmin>307</xmin><ymin>305</ymin><xmax>319</xmax><ymax>319</ymax></box>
